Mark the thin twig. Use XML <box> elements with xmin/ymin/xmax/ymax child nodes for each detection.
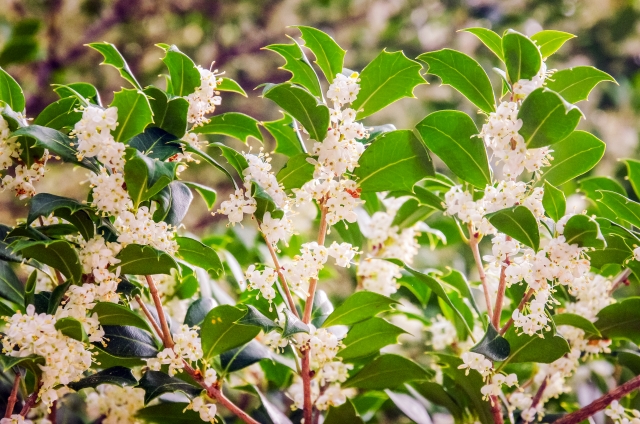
<box><xmin>500</xmin><ymin>288</ymin><xmax>534</xmax><ymax>336</ymax></box>
<box><xmin>135</xmin><ymin>295</ymin><xmax>163</xmax><ymax>340</ymax></box>
<box><xmin>552</xmin><ymin>374</ymin><xmax>640</xmax><ymax>424</ymax></box>
<box><xmin>491</xmin><ymin>396</ymin><xmax>504</xmax><ymax>424</ymax></box>
<box><xmin>4</xmin><ymin>372</ymin><xmax>20</xmax><ymax>418</ymax></box>
<box><xmin>468</xmin><ymin>224</ymin><xmax>493</xmax><ymax>317</ymax></box>
<box><xmin>492</xmin><ymin>255</ymin><xmax>510</xmax><ymax>329</ymax></box>
<box><xmin>609</xmin><ymin>268</ymin><xmax>632</xmax><ymax>295</ymax></box>
<box><xmin>144</xmin><ymin>275</ymin><xmax>173</xmax><ymax>348</ymax></box>
<box><xmin>259</xmin><ymin>228</ymin><xmax>299</xmax><ymax>318</ymax></box>
<box><xmin>19</xmin><ymin>383</ymin><xmax>41</xmax><ymax>417</ymax></box>
<box><xmin>523</xmin><ymin>376</ymin><xmax>548</xmax><ymax>424</ymax></box>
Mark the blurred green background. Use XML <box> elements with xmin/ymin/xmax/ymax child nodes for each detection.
<box><xmin>1</xmin><ymin>0</ymin><xmax>639</xmax><ymax>231</ymax></box>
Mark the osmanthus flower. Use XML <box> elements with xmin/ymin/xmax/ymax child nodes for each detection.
<box><xmin>480</xmin><ymin>373</ymin><xmax>518</xmax><ymax>400</ymax></box>
<box><xmin>85</xmin><ymin>385</ymin><xmax>146</xmax><ymax>424</ymax></box>
<box><xmin>0</xmin><ymin>416</ymin><xmax>33</xmax><ymax>424</ymax></box>
<box><xmin>187</xmin><ymin>395</ymin><xmax>218</xmax><ymax>423</ymax></box>
<box><xmin>458</xmin><ymin>352</ymin><xmax>493</xmax><ymax>378</ymax></box>
<box><xmin>186</xmin><ymin>66</ymin><xmax>223</xmax><ymax>126</ymax></box>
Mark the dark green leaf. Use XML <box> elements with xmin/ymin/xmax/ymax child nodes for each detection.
<box><xmin>151</xmin><ymin>181</ymin><xmax>193</xmax><ymax>227</ymax></box>
<box><xmin>93</xmin><ymin>302</ymin><xmax>153</xmax><ymax>333</ymax></box>
<box><xmin>518</xmin><ymin>88</ymin><xmax>582</xmax><ymax>148</ymax></box>
<box><xmin>390</xmin><ymin>198</ymin><xmax>434</xmax><ymax>229</ymax></box>
<box><xmin>201</xmin><ymin>305</ymin><xmax>261</xmax><ymax>359</ymax></box>
<box><xmin>415</xmin><ymin>110</ymin><xmax>490</xmax><ymax>187</ymax></box>
<box><xmin>296</xmin><ymin>26</ymin><xmax>345</xmax><ymax>83</ymax></box>
<box><xmin>193</xmin><ymin>112</ymin><xmax>263</xmax><ymax>143</ymax></box>
<box><xmin>486</xmin><ymin>206</ymin><xmax>540</xmax><ymax>251</ymax></box>
<box><xmin>276</xmin><ymin>153</ymin><xmax>315</xmax><ymax>191</ymax></box>
<box><xmin>322</xmin><ymin>291</ymin><xmax>398</xmax><ymax>327</ymax></box>
<box><xmin>237</xmin><ymin>305</ymin><xmax>280</xmax><ymax>333</ymax></box>
<box><xmin>355</xmin><ymin>130</ymin><xmax>434</xmax><ymax>193</ymax></box>
<box><xmin>112</xmin><ymin>244</ymin><xmax>178</xmax><ymax>275</ymax></box>
<box><xmin>617</xmin><ymin>350</ymin><xmax>640</xmax><ymax>375</ymax></box>
<box><xmin>311</xmin><ymin>289</ymin><xmax>333</xmax><ymax>328</ymax></box>
<box><xmin>129</xmin><ymin>127</ymin><xmax>182</xmax><ymax>160</ymax></box>
<box><xmin>0</xmin><ymin>354</ymin><xmax>44</xmax><ymax>376</ymax></box>
<box><xmin>33</xmin><ymin>97</ymin><xmax>82</xmax><ymax>130</ymax></box>
<box><xmin>27</xmin><ymin>193</ymin><xmax>92</xmax><ymax>225</ymax></box>
<box><xmin>544</xmin><ymin>66</ymin><xmax>615</xmax><ymax>103</ymax></box>
<box><xmin>596</xmin><ymin>191</ymin><xmax>640</xmax><ymax>228</ymax></box>
<box><xmin>325</xmin><ymin>399</ymin><xmax>364</xmax><ymax>424</ymax></box>
<box><xmin>221</xmin><ymin>340</ymin><xmax>271</xmax><ymax>373</ymax></box>
<box><xmin>263</xmin><ymin>83</ymin><xmax>329</xmax><ymax>142</ymax></box>
<box><xmin>417</xmin><ymin>49</ymin><xmax>494</xmax><ymax>113</ymax></box>
<box><xmin>624</xmin><ymin>159</ymin><xmax>640</xmax><ymax>199</ymax></box>
<box><xmin>138</xmin><ymin>370</ymin><xmax>201</xmax><ymax>404</ymax></box>
<box><xmin>212</xmin><ymin>142</ymin><xmax>248</xmax><ymax>176</ymax></box>
<box><xmin>503</xmin><ymin>326</ymin><xmax>570</xmax><ymax>364</ymax></box>
<box><xmin>542</xmin><ymin>182</ymin><xmax>566</xmax><ymax>222</ymax></box>
<box><xmin>462</xmin><ymin>28</ymin><xmax>503</xmax><ymax>60</ymax></box>
<box><xmin>54</xmin><ymin>317</ymin><xmax>88</xmax><ymax>342</ymax></box>
<box><xmin>553</xmin><ymin>313</ymin><xmax>601</xmax><ymax>337</ymax></box>
<box><xmin>175</xmin><ymin>236</ymin><xmax>223</xmax><ymax>275</ymax></box>
<box><xmin>136</xmin><ymin>402</ymin><xmax>202</xmax><ymax>424</ymax></box>
<box><xmin>182</xmin><ymin>182</ymin><xmax>216</xmax><ymax>209</ymax></box>
<box><xmin>412</xmin><ymin>186</ymin><xmax>445</xmax><ymax>211</ymax></box>
<box><xmin>541</xmin><ymin>131</ymin><xmax>605</xmax><ymax>186</ymax></box>
<box><xmin>265</xmin><ymin>41</ymin><xmax>322</xmax><ymax>97</ymax></box>
<box><xmin>12</xmin><ymin>239</ymin><xmax>82</xmax><ymax>283</ymax></box>
<box><xmin>351</xmin><ymin>50</ymin><xmax>425</xmax><ymax>119</ymax></box>
<box><xmin>184</xmin><ymin>297</ymin><xmax>217</xmax><ymax>327</ymax></box>
<box><xmin>68</xmin><ymin>366</ymin><xmax>137</xmax><ymax>391</ymax></box>
<box><xmin>144</xmin><ymin>86</ymin><xmax>189</xmax><ymax>138</ymax></box>
<box><xmin>530</xmin><ymin>30</ymin><xmax>575</xmax><ymax>58</ymax></box>
<box><xmin>502</xmin><ymin>30</ymin><xmax>542</xmax><ymax>83</ymax></box>
<box><xmin>159</xmin><ymin>45</ymin><xmax>200</xmax><ymax>97</ymax></box>
<box><xmin>339</xmin><ymin>317</ymin><xmax>406</xmax><ymax>360</ymax></box>
<box><xmin>343</xmin><ymin>354</ymin><xmax>430</xmax><ymax>389</ymax></box>
<box><xmin>470</xmin><ymin>323</ymin><xmax>510</xmax><ymax>361</ymax></box>
<box><xmin>88</xmin><ymin>42</ymin><xmax>141</xmax><ymax>90</ymax></box>
<box><xmin>0</xmin><ymin>67</ymin><xmax>25</xmax><ymax>112</ymax></box>
<box><xmin>563</xmin><ymin>214</ymin><xmax>604</xmax><ymax>248</ymax></box>
<box><xmin>595</xmin><ymin>298</ymin><xmax>640</xmax><ymax>344</ymax></box>
<box><xmin>124</xmin><ymin>148</ymin><xmax>177</xmax><ymax>207</ymax></box>
<box><xmin>99</xmin><ymin>325</ymin><xmax>158</xmax><ymax>358</ymax></box>
<box><xmin>110</xmin><ymin>89</ymin><xmax>153</xmax><ymax>142</ymax></box>
<box><xmin>282</xmin><ymin>308</ymin><xmax>309</xmax><ymax>338</ymax></box>
<box><xmin>0</xmin><ymin>261</ymin><xmax>24</xmax><ymax>305</ymax></box>
<box><xmin>264</xmin><ymin>112</ymin><xmax>304</xmax><ymax>157</ymax></box>
<box><xmin>589</xmin><ymin>234</ymin><xmax>632</xmax><ymax>269</ymax></box>
<box><xmin>23</xmin><ymin>270</ymin><xmax>36</xmax><ymax>308</ymax></box>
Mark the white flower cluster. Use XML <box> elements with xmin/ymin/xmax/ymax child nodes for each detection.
<box><xmin>217</xmin><ymin>188</ymin><xmax>256</xmax><ymax>225</ymax></box>
<box><xmin>296</xmin><ymin>177</ymin><xmax>361</xmax><ymax>226</ymax></box>
<box><xmin>286</xmin><ymin>370</ymin><xmax>355</xmax><ymax>411</ymax></box>
<box><xmin>480</xmin><ymin>101</ymin><xmax>552</xmax><ymax>179</ymax></box>
<box><xmin>188</xmin><ymin>395</ymin><xmax>218</xmax><ymax>423</ymax></box>
<box><xmin>605</xmin><ymin>401</ymin><xmax>640</xmax><ymax>424</ymax></box>
<box><xmin>0</xmin><ymin>416</ymin><xmax>33</xmax><ymax>424</ymax></box>
<box><xmin>85</xmin><ymin>384</ymin><xmax>145</xmax><ymax>424</ymax></box>
<box><xmin>429</xmin><ymin>314</ymin><xmax>458</xmax><ymax>350</ymax></box>
<box><xmin>294</xmin><ymin>325</ymin><xmax>341</xmax><ymax>368</ymax></box>
<box><xmin>114</xmin><ymin>207</ymin><xmax>178</xmax><ymax>254</ymax></box>
<box><xmin>458</xmin><ymin>352</ymin><xmax>493</xmax><ymax>377</ymax></box>
<box><xmin>512</xmin><ymin>62</ymin><xmax>549</xmax><ymax>98</ymax></box>
<box><xmin>281</xmin><ymin>242</ymin><xmax>329</xmax><ymax>295</ymax></box>
<box><xmin>2</xmin><ymin>305</ymin><xmax>92</xmax><ymax>406</ymax></box>
<box><xmin>73</xmin><ymin>106</ymin><xmax>124</xmax><ymax>172</ymax></box>
<box><xmin>186</xmin><ymin>66</ymin><xmax>222</xmax><ymax>126</ymax></box>
<box><xmin>480</xmin><ymin>372</ymin><xmax>518</xmax><ymax>400</ymax></box>
<box><xmin>147</xmin><ymin>324</ymin><xmax>203</xmax><ymax>376</ymax></box>
<box><xmin>245</xmin><ymin>265</ymin><xmax>278</xmax><ymax>304</ymax></box>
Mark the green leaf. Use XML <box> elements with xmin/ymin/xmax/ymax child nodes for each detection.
<box><xmin>211</xmin><ymin>142</ymin><xmax>248</xmax><ymax>177</ymax></box>
<box><xmin>410</xmin><ymin>381</ymin><xmax>463</xmax><ymax>420</ymax></box>
<box><xmin>325</xmin><ymin>399</ymin><xmax>365</xmax><ymax>424</ymax></box>
<box><xmin>470</xmin><ymin>323</ymin><xmax>510</xmax><ymax>361</ymax></box>
<box><xmin>486</xmin><ymin>206</ymin><xmax>540</xmax><ymax>251</ymax></box>
<box><xmin>351</xmin><ymin>50</ymin><xmax>425</xmax><ymax>119</ymax></box>
<box><xmin>48</xmin><ymin>281</ymin><xmax>70</xmax><ymax>314</ymax></box>
<box><xmin>151</xmin><ymin>181</ymin><xmax>193</xmax><ymax>227</ymax></box>
<box><xmin>0</xmin><ymin>261</ymin><xmax>24</xmax><ymax>305</ymax></box>
<box><xmin>322</xmin><ymin>291</ymin><xmax>397</xmax><ymax>328</ymax></box>
<box><xmin>553</xmin><ymin>313</ymin><xmax>601</xmax><ymax>337</ymax></box>
<box><xmin>144</xmin><ymin>86</ymin><xmax>189</xmax><ymax>138</ymax></box>
<box><xmin>338</xmin><ymin>317</ymin><xmax>406</xmax><ymax>360</ymax></box>
<box><xmin>183</xmin><ymin>182</ymin><xmax>216</xmax><ymax>209</ymax></box>
<box><xmin>251</xmin><ymin>182</ymin><xmax>283</xmax><ymax>221</ymax></box>
<box><xmin>595</xmin><ymin>297</ymin><xmax>640</xmax><ymax>344</ymax></box>
<box><xmin>54</xmin><ymin>317</ymin><xmax>88</xmax><ymax>342</ymax></box>
<box><xmin>217</xmin><ymin>77</ymin><xmax>247</xmax><ymax>96</ymax></box>
<box><xmin>110</xmin><ymin>89</ymin><xmax>153</xmax><ymax>142</ymax></box>
<box><xmin>596</xmin><ymin>191</ymin><xmax>640</xmax><ymax>228</ymax></box>
<box><xmin>282</xmin><ymin>308</ymin><xmax>309</xmax><ymax>338</ymax></box>
<box><xmin>462</xmin><ymin>27</ymin><xmax>503</xmax><ymax>60</ymax></box>
<box><xmin>12</xmin><ymin>125</ymin><xmax>99</xmax><ymax>172</ymax></box>
<box><xmin>12</xmin><ymin>239</ymin><xmax>82</xmax><ymax>283</ymax></box>
<box><xmin>589</xmin><ymin>234</ymin><xmax>632</xmax><ymax>269</ymax></box>
<box><xmin>23</xmin><ymin>270</ymin><xmax>36</xmax><ymax>308</ymax></box>
<box><xmin>503</xmin><ymin>326</ymin><xmax>570</xmax><ymax>364</ymax></box>
<box><xmin>541</xmin><ymin>131</ymin><xmax>605</xmax><ymax>186</ymax></box>
<box><xmin>99</xmin><ymin>325</ymin><xmax>159</xmax><ymax>358</ymax></box>
<box><xmin>0</xmin><ymin>354</ymin><xmax>44</xmax><ymax>376</ymax></box>
<box><xmin>530</xmin><ymin>30</ymin><xmax>575</xmax><ymax>58</ymax></box>
<box><xmin>518</xmin><ymin>88</ymin><xmax>583</xmax><ymax>148</ymax></box>
<box><xmin>542</xmin><ymin>182</ymin><xmax>566</xmax><ymax>222</ymax></box>
<box><xmin>391</xmin><ymin>198</ymin><xmax>434</xmax><ymax>229</ymax></box>
<box><xmin>264</xmin><ymin>112</ymin><xmax>304</xmax><ymax>157</ymax></box>
<box><xmin>311</xmin><ymin>289</ymin><xmax>334</xmax><ymax>328</ymax></box>
<box><xmin>68</xmin><ymin>366</ymin><xmax>137</xmax><ymax>391</ymax></box>
<box><xmin>296</xmin><ymin>26</ymin><xmax>345</xmax><ymax>83</ymax></box>
<box><xmin>0</xmin><ymin>67</ymin><xmax>25</xmax><ymax>112</ymax></box>
<box><xmin>93</xmin><ymin>302</ymin><xmax>153</xmax><ymax>334</ymax></box>
<box><xmin>263</xmin><ymin>83</ymin><xmax>329</xmax><ymax>142</ymax></box>
<box><xmin>502</xmin><ymin>30</ymin><xmax>542</xmax><ymax>83</ymax></box>
<box><xmin>136</xmin><ymin>402</ymin><xmax>202</xmax><ymax>424</ymax></box>
<box><xmin>343</xmin><ymin>354</ymin><xmax>430</xmax><ymax>389</ymax></box>
<box><xmin>563</xmin><ymin>214</ymin><xmax>604</xmax><ymax>248</ymax></box>
<box><xmin>158</xmin><ymin>45</ymin><xmax>201</xmax><ymax>97</ymax></box>
<box><xmin>138</xmin><ymin>370</ymin><xmax>201</xmax><ymax>404</ymax></box>
<box><xmin>175</xmin><ymin>236</ymin><xmax>223</xmax><ymax>275</ymax></box>
<box><xmin>277</xmin><ymin>153</ymin><xmax>315</xmax><ymax>191</ymax></box>
<box><xmin>221</xmin><ymin>340</ymin><xmax>271</xmax><ymax>373</ymax></box>
<box><xmin>88</xmin><ymin>42</ymin><xmax>141</xmax><ymax>90</ymax></box>
<box><xmin>618</xmin><ymin>350</ymin><xmax>640</xmax><ymax>375</ymax></box>
<box><xmin>193</xmin><ymin>112</ymin><xmax>263</xmax><ymax>143</ymax></box>
<box><xmin>129</xmin><ymin>126</ymin><xmax>182</xmax><ymax>160</ymax></box>
<box><xmin>544</xmin><ymin>66</ymin><xmax>615</xmax><ymax>103</ymax></box>
<box><xmin>112</xmin><ymin>244</ymin><xmax>178</xmax><ymax>275</ymax></box>
<box><xmin>265</xmin><ymin>41</ymin><xmax>322</xmax><ymax>97</ymax></box>
<box><xmin>415</xmin><ymin>110</ymin><xmax>490</xmax><ymax>188</ymax></box>
<box><xmin>201</xmin><ymin>305</ymin><xmax>261</xmax><ymax>360</ymax></box>
<box><xmin>237</xmin><ymin>305</ymin><xmax>280</xmax><ymax>333</ymax></box>
<box><xmin>124</xmin><ymin>148</ymin><xmax>177</xmax><ymax>208</ymax></box>
<box><xmin>27</xmin><ymin>193</ymin><xmax>92</xmax><ymax>227</ymax></box>
<box><xmin>53</xmin><ymin>82</ymin><xmax>101</xmax><ymax>105</ymax></box>
<box><xmin>625</xmin><ymin>159</ymin><xmax>640</xmax><ymax>199</ymax></box>
<box><xmin>412</xmin><ymin>186</ymin><xmax>445</xmax><ymax>211</ymax></box>
<box><xmin>417</xmin><ymin>49</ymin><xmax>494</xmax><ymax>113</ymax></box>
<box><xmin>33</xmin><ymin>97</ymin><xmax>82</xmax><ymax>130</ymax></box>
<box><xmin>184</xmin><ymin>297</ymin><xmax>216</xmax><ymax>327</ymax></box>
<box><xmin>355</xmin><ymin>130</ymin><xmax>434</xmax><ymax>193</ymax></box>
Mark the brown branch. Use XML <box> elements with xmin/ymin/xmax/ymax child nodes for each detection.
<box><xmin>259</xmin><ymin>225</ymin><xmax>299</xmax><ymax>318</ymax></box>
<box><xmin>469</xmin><ymin>224</ymin><xmax>493</xmax><ymax>317</ymax></box>
<box><xmin>500</xmin><ymin>288</ymin><xmax>534</xmax><ymax>336</ymax></box>
<box><xmin>490</xmin><ymin>396</ymin><xmax>504</xmax><ymax>424</ymax></box>
<box><xmin>135</xmin><ymin>295</ymin><xmax>163</xmax><ymax>340</ymax></box>
<box><xmin>609</xmin><ymin>268</ymin><xmax>632</xmax><ymax>295</ymax></box>
<box><xmin>19</xmin><ymin>383</ymin><xmax>41</xmax><ymax>417</ymax></box>
<box><xmin>552</xmin><ymin>374</ymin><xmax>640</xmax><ymax>424</ymax></box>
<box><xmin>4</xmin><ymin>372</ymin><xmax>20</xmax><ymax>418</ymax></box>
<box><xmin>492</xmin><ymin>255</ymin><xmax>510</xmax><ymax>329</ymax></box>
<box><xmin>48</xmin><ymin>400</ymin><xmax>57</xmax><ymax>424</ymax></box>
<box><xmin>524</xmin><ymin>376</ymin><xmax>548</xmax><ymax>424</ymax></box>
<box><xmin>144</xmin><ymin>275</ymin><xmax>174</xmax><ymax>348</ymax></box>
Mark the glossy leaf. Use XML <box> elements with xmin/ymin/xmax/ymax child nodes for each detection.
<box><xmin>390</xmin><ymin>198</ymin><xmax>434</xmax><ymax>229</ymax></box>
<box><xmin>183</xmin><ymin>182</ymin><xmax>216</xmax><ymax>209</ymax></box>
<box><xmin>264</xmin><ymin>112</ymin><xmax>305</xmax><ymax>157</ymax></box>
<box><xmin>322</xmin><ymin>291</ymin><xmax>398</xmax><ymax>327</ymax></box>
<box><xmin>53</xmin><ymin>82</ymin><xmax>100</xmax><ymax>105</ymax></box>
<box><xmin>159</xmin><ymin>44</ymin><xmax>200</xmax><ymax>97</ymax></box>
<box><xmin>263</xmin><ymin>83</ymin><xmax>329</xmax><ymax>142</ymax></box>
<box><xmin>325</xmin><ymin>399</ymin><xmax>364</xmax><ymax>424</ymax></box>
<box><xmin>221</xmin><ymin>340</ymin><xmax>271</xmax><ymax>373</ymax></box>
<box><xmin>0</xmin><ymin>261</ymin><xmax>24</xmax><ymax>305</ymax></box>
<box><xmin>99</xmin><ymin>325</ymin><xmax>159</xmax><ymax>358</ymax></box>
<box><xmin>503</xmin><ymin>326</ymin><xmax>570</xmax><ymax>364</ymax></box>
<box><xmin>124</xmin><ymin>148</ymin><xmax>177</xmax><ymax>207</ymax></box>
<box><xmin>175</xmin><ymin>236</ymin><xmax>223</xmax><ymax>275</ymax></box>
<box><xmin>595</xmin><ymin>297</ymin><xmax>640</xmax><ymax>344</ymax></box>
<box><xmin>415</xmin><ymin>110</ymin><xmax>490</xmax><ymax>187</ymax></box>
<box><xmin>110</xmin><ymin>89</ymin><xmax>153</xmax><ymax>142</ymax></box>
<box><xmin>193</xmin><ymin>112</ymin><xmax>263</xmax><ymax>143</ymax></box>
<box><xmin>518</xmin><ymin>88</ymin><xmax>582</xmax><ymax>148</ymax></box>
<box><xmin>88</xmin><ymin>42</ymin><xmax>141</xmax><ymax>89</ymax></box>
<box><xmin>282</xmin><ymin>308</ymin><xmax>310</xmax><ymax>338</ymax></box>
<box><xmin>296</xmin><ymin>26</ymin><xmax>345</xmax><ymax>83</ymax></box>
<box><xmin>183</xmin><ymin>297</ymin><xmax>217</xmax><ymax>327</ymax></box>
<box><xmin>541</xmin><ymin>131</ymin><xmax>605</xmax><ymax>186</ymax></box>
<box><xmin>553</xmin><ymin>313</ymin><xmax>601</xmax><ymax>337</ymax></box>
<box><xmin>530</xmin><ymin>30</ymin><xmax>575</xmax><ymax>58</ymax></box>
<box><xmin>237</xmin><ymin>305</ymin><xmax>280</xmax><ymax>333</ymax></box>
<box><xmin>68</xmin><ymin>366</ymin><xmax>137</xmax><ymax>391</ymax></box>
<box><xmin>343</xmin><ymin>354</ymin><xmax>430</xmax><ymax>389</ymax></box>
<box><xmin>33</xmin><ymin>97</ymin><xmax>82</xmax><ymax>130</ymax></box>
<box><xmin>112</xmin><ymin>244</ymin><xmax>178</xmax><ymax>275</ymax></box>
<box><xmin>338</xmin><ymin>317</ymin><xmax>406</xmax><ymax>360</ymax></box>
<box><xmin>545</xmin><ymin>66</ymin><xmax>615</xmax><ymax>103</ymax></box>
<box><xmin>470</xmin><ymin>323</ymin><xmax>510</xmax><ymax>361</ymax></box>
<box><xmin>138</xmin><ymin>370</ymin><xmax>201</xmax><ymax>404</ymax></box>
<box><xmin>265</xmin><ymin>41</ymin><xmax>322</xmax><ymax>97</ymax></box>
<box><xmin>354</xmin><ymin>130</ymin><xmax>434</xmax><ymax>193</ymax></box>
<box><xmin>0</xmin><ymin>67</ymin><xmax>25</xmax><ymax>112</ymax></box>
<box><xmin>486</xmin><ymin>206</ymin><xmax>540</xmax><ymax>251</ymax></box>
<box><xmin>277</xmin><ymin>153</ymin><xmax>315</xmax><ymax>191</ymax></box>
<box><xmin>151</xmin><ymin>181</ymin><xmax>193</xmax><ymax>227</ymax></box>
<box><xmin>12</xmin><ymin>239</ymin><xmax>82</xmax><ymax>283</ymax></box>
<box><xmin>129</xmin><ymin>126</ymin><xmax>182</xmax><ymax>160</ymax></box>
<box><xmin>211</xmin><ymin>142</ymin><xmax>248</xmax><ymax>177</ymax></box>
<box><xmin>144</xmin><ymin>86</ymin><xmax>189</xmax><ymax>138</ymax></box>
<box><xmin>351</xmin><ymin>50</ymin><xmax>425</xmax><ymax>119</ymax></box>
<box><xmin>417</xmin><ymin>49</ymin><xmax>494</xmax><ymax>113</ymax></box>
<box><xmin>625</xmin><ymin>159</ymin><xmax>640</xmax><ymax>199</ymax></box>
<box><xmin>502</xmin><ymin>30</ymin><xmax>542</xmax><ymax>83</ymax></box>
<box><xmin>542</xmin><ymin>182</ymin><xmax>566</xmax><ymax>222</ymax></box>
<box><xmin>563</xmin><ymin>214</ymin><xmax>605</xmax><ymax>248</ymax></box>
<box><xmin>54</xmin><ymin>317</ymin><xmax>88</xmax><ymax>342</ymax></box>
<box><xmin>201</xmin><ymin>305</ymin><xmax>261</xmax><ymax>359</ymax></box>
<box><xmin>93</xmin><ymin>302</ymin><xmax>153</xmax><ymax>334</ymax></box>
<box><xmin>135</xmin><ymin>403</ymin><xmax>201</xmax><ymax>424</ymax></box>
<box><xmin>217</xmin><ymin>77</ymin><xmax>247</xmax><ymax>96</ymax></box>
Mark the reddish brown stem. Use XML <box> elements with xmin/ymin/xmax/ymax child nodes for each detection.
<box><xmin>20</xmin><ymin>385</ymin><xmax>40</xmax><ymax>417</ymax></box>
<box><xmin>144</xmin><ymin>275</ymin><xmax>174</xmax><ymax>348</ymax></box>
<box><xmin>260</xmin><ymin>229</ymin><xmax>299</xmax><ymax>318</ymax></box>
<box><xmin>4</xmin><ymin>372</ymin><xmax>20</xmax><ymax>418</ymax></box>
<box><xmin>492</xmin><ymin>256</ymin><xmax>510</xmax><ymax>329</ymax></box>
<box><xmin>490</xmin><ymin>396</ymin><xmax>504</xmax><ymax>424</ymax></box>
<box><xmin>469</xmin><ymin>224</ymin><xmax>493</xmax><ymax>317</ymax></box>
<box><xmin>48</xmin><ymin>400</ymin><xmax>57</xmax><ymax>424</ymax></box>
<box><xmin>524</xmin><ymin>376</ymin><xmax>548</xmax><ymax>423</ymax></box>
<box><xmin>500</xmin><ymin>288</ymin><xmax>534</xmax><ymax>336</ymax></box>
<box><xmin>135</xmin><ymin>295</ymin><xmax>164</xmax><ymax>340</ymax></box>
<box><xmin>552</xmin><ymin>374</ymin><xmax>640</xmax><ymax>424</ymax></box>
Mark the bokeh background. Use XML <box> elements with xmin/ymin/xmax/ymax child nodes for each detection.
<box><xmin>1</xmin><ymin>0</ymin><xmax>639</xmax><ymax>232</ymax></box>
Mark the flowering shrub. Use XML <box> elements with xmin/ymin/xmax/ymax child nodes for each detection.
<box><xmin>0</xmin><ymin>25</ymin><xmax>635</xmax><ymax>424</ymax></box>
